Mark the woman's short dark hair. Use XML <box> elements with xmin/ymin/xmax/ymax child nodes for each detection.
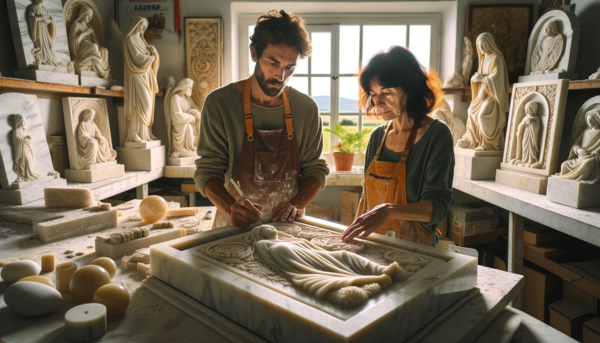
<box><xmin>250</xmin><ymin>10</ymin><xmax>312</xmax><ymax>59</ymax></box>
<box><xmin>359</xmin><ymin>46</ymin><xmax>443</xmax><ymax>121</ymax></box>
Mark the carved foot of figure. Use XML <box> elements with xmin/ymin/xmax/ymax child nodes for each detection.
<box><xmin>126</xmin><ymin>134</ymin><xmax>143</xmax><ymax>143</ymax></box>
<box><xmin>474</xmin><ymin>145</ymin><xmax>486</xmax><ymax>151</ymax></box>
<box><xmin>383</xmin><ymin>262</ymin><xmax>408</xmax><ymax>281</ymax></box>
<box><xmin>326</xmin><ymin>286</ymin><xmax>369</xmax><ymax>308</ymax></box>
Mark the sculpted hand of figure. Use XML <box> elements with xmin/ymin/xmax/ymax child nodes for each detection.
<box><xmin>531</xmin><ymin>21</ymin><xmax>565</xmax><ymax>74</ymax></box>
<box><xmin>76</xmin><ymin>109</ymin><xmax>117</xmax><ymax>167</ymax></box>
<box><xmin>271</xmin><ymin>203</ymin><xmax>303</xmax><ymax>223</ymax></box>
<box><xmin>556</xmin><ymin>110</ymin><xmax>600</xmax><ymax>184</ymax></box>
<box><xmin>510</xmin><ymin>102</ymin><xmax>541</xmax><ymax>168</ymax></box>
<box><xmin>250</xmin><ymin>225</ymin><xmax>407</xmax><ymax>308</ymax></box>
<box><xmin>12</xmin><ymin>114</ymin><xmax>42</xmax><ymax>182</ymax></box>
<box><xmin>457</xmin><ymin>32</ymin><xmax>509</xmax><ymax>151</ymax></box>
<box><xmin>164</xmin><ymin>78</ymin><xmax>201</xmax><ymax>158</ymax></box>
<box><xmin>29</xmin><ymin>0</ymin><xmax>64</xmax><ymax>67</ymax></box>
<box><xmin>68</xmin><ymin>5</ymin><xmax>111</xmax><ymax>80</ymax></box>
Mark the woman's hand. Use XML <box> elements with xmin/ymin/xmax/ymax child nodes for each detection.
<box><xmin>341</xmin><ymin>204</ymin><xmax>392</xmax><ymax>242</ymax></box>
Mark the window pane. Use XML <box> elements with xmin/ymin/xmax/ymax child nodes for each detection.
<box><xmin>409</xmin><ymin>25</ymin><xmax>431</xmax><ymax>70</ymax></box>
<box><xmin>339</xmin><ymin>26</ymin><xmax>360</xmax><ymax>74</ymax></box>
<box><xmin>362</xmin><ymin>25</ymin><xmax>406</xmax><ymax>65</ymax></box>
<box><xmin>295</xmin><ymin>56</ymin><xmax>308</xmax><ymax>75</ymax></box>
<box><xmin>322</xmin><ymin>115</ymin><xmax>330</xmax><ymax>153</ymax></box>
<box><xmin>288</xmin><ymin>76</ymin><xmax>308</xmax><ymax>95</ymax></box>
<box><xmin>339</xmin><ymin>77</ymin><xmax>358</xmax><ymax>112</ymax></box>
<box><xmin>311</xmin><ymin>77</ymin><xmax>330</xmax><ymax>112</ymax></box>
<box><xmin>248</xmin><ymin>25</ymin><xmax>255</xmax><ymax>74</ymax></box>
<box><xmin>311</xmin><ymin>32</ymin><xmax>331</xmax><ymax>74</ymax></box>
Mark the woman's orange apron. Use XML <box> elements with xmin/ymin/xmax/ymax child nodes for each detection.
<box><xmin>361</xmin><ymin>121</ymin><xmax>435</xmax><ymax>246</ymax></box>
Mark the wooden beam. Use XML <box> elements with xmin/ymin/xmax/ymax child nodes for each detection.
<box><xmin>508</xmin><ymin>211</ymin><xmax>524</xmax><ymax>310</ymax></box>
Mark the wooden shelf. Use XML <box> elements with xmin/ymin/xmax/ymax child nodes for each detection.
<box><xmin>0</xmin><ymin>76</ymin><xmax>165</xmax><ymax>99</ymax></box>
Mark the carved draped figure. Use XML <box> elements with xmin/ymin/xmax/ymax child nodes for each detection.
<box><xmin>28</xmin><ymin>0</ymin><xmax>63</xmax><ymax>66</ymax></box>
<box><xmin>460</xmin><ymin>33</ymin><xmax>509</xmax><ymax>151</ymax></box>
<box><xmin>164</xmin><ymin>78</ymin><xmax>200</xmax><ymax>158</ymax></box>
<box><xmin>68</xmin><ymin>5</ymin><xmax>110</xmax><ymax>79</ymax></box>
<box><xmin>124</xmin><ymin>17</ymin><xmax>160</xmax><ymax>143</ymax></box>
<box><xmin>431</xmin><ymin>99</ymin><xmax>466</xmax><ymax>145</ymax></box>
<box><xmin>556</xmin><ymin>110</ymin><xmax>600</xmax><ymax>184</ymax></box>
<box><xmin>250</xmin><ymin>226</ymin><xmax>407</xmax><ymax>308</ymax></box>
<box><xmin>12</xmin><ymin>115</ymin><xmax>42</xmax><ymax>182</ymax></box>
<box><xmin>76</xmin><ymin>110</ymin><xmax>117</xmax><ymax>167</ymax></box>
<box><xmin>511</xmin><ymin>102</ymin><xmax>541</xmax><ymax>167</ymax></box>
<box><xmin>531</xmin><ymin>21</ymin><xmax>564</xmax><ymax>74</ymax></box>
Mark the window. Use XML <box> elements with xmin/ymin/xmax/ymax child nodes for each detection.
<box><xmin>240</xmin><ymin>14</ymin><xmax>440</xmax><ymax>161</ymax></box>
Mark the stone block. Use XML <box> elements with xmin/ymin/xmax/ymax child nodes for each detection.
<box><xmin>546</xmin><ymin>177</ymin><xmax>600</xmax><ymax>209</ymax></box>
<box><xmin>14</xmin><ymin>70</ymin><xmax>79</xmax><ymax>86</ymax></box>
<box><xmin>116</xmin><ymin>145</ymin><xmax>166</xmax><ymax>171</ymax></box>
<box><xmin>518</xmin><ymin>72</ymin><xmax>578</xmax><ymax>83</ymax></box>
<box><xmin>79</xmin><ymin>75</ymin><xmax>116</xmax><ymax>88</ymax></box>
<box><xmin>454</xmin><ymin>153</ymin><xmax>502</xmax><ymax>180</ymax></box>
<box><xmin>340</xmin><ymin>191</ymin><xmax>360</xmax><ymax>225</ymax></box>
<box><xmin>65</xmin><ymin>163</ymin><xmax>125</xmax><ymax>183</ymax></box>
<box><xmin>95</xmin><ymin>229</ymin><xmax>182</xmax><ymax>259</ymax></box>
<box><xmin>495</xmin><ymin>168</ymin><xmax>548</xmax><ymax>194</ymax></box>
<box><xmin>167</xmin><ymin>156</ymin><xmax>197</xmax><ymax>166</ymax></box>
<box><xmin>36</xmin><ymin>209</ymin><xmax>118</xmax><ymax>243</ymax></box>
<box><xmin>0</xmin><ymin>178</ymin><xmax>67</xmax><ymax>205</ymax></box>
<box><xmin>124</xmin><ymin>140</ymin><xmax>161</xmax><ymax>149</ymax></box>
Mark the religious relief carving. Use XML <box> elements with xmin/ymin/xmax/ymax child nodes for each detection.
<box><xmin>457</xmin><ymin>33</ymin><xmax>509</xmax><ymax>151</ymax></box>
<box><xmin>12</xmin><ymin>114</ymin><xmax>42</xmax><ymax>182</ymax></box>
<box><xmin>311</xmin><ymin>235</ymin><xmax>365</xmax><ymax>254</ymax></box>
<box><xmin>531</xmin><ymin>21</ymin><xmax>564</xmax><ymax>74</ymax></box>
<box><xmin>510</xmin><ymin>102</ymin><xmax>542</xmax><ymax>168</ymax></box>
<box><xmin>28</xmin><ymin>0</ymin><xmax>64</xmax><ymax>67</ymax></box>
<box><xmin>431</xmin><ymin>99</ymin><xmax>466</xmax><ymax>145</ymax></box>
<box><xmin>555</xmin><ymin>110</ymin><xmax>600</xmax><ymax>184</ymax></box>
<box><xmin>67</xmin><ymin>4</ymin><xmax>111</xmax><ymax>79</ymax></box>
<box><xmin>164</xmin><ymin>78</ymin><xmax>201</xmax><ymax>159</ymax></box>
<box><xmin>76</xmin><ymin>109</ymin><xmax>117</xmax><ymax>167</ymax></box>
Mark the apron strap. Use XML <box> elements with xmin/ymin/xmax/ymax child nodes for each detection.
<box><xmin>243</xmin><ymin>77</ymin><xmax>294</xmax><ymax>140</ymax></box>
<box><xmin>281</xmin><ymin>89</ymin><xmax>294</xmax><ymax>139</ymax></box>
<box><xmin>373</xmin><ymin>121</ymin><xmax>393</xmax><ymax>160</ymax></box>
<box><xmin>400</xmin><ymin>119</ymin><xmax>421</xmax><ymax>163</ymax></box>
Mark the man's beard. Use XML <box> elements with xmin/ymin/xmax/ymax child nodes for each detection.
<box><xmin>255</xmin><ymin>63</ymin><xmax>285</xmax><ymax>97</ymax></box>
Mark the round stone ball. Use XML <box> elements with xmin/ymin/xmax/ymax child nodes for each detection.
<box><xmin>1</xmin><ymin>260</ymin><xmax>41</xmax><ymax>283</ymax></box>
<box><xmin>69</xmin><ymin>265</ymin><xmax>111</xmax><ymax>304</ymax></box>
<box><xmin>89</xmin><ymin>257</ymin><xmax>117</xmax><ymax>279</ymax></box>
<box><xmin>17</xmin><ymin>275</ymin><xmax>54</xmax><ymax>288</ymax></box>
<box><xmin>93</xmin><ymin>284</ymin><xmax>130</xmax><ymax>318</ymax></box>
<box><xmin>139</xmin><ymin>195</ymin><xmax>168</xmax><ymax>223</ymax></box>
<box><xmin>5</xmin><ymin>281</ymin><xmax>62</xmax><ymax>316</ymax></box>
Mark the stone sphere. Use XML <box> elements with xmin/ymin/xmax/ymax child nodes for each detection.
<box><xmin>1</xmin><ymin>260</ymin><xmax>41</xmax><ymax>283</ymax></box>
<box><xmin>5</xmin><ymin>281</ymin><xmax>62</xmax><ymax>316</ymax></box>
<box><xmin>93</xmin><ymin>284</ymin><xmax>130</xmax><ymax>318</ymax></box>
<box><xmin>139</xmin><ymin>195</ymin><xmax>168</xmax><ymax>223</ymax></box>
<box><xmin>17</xmin><ymin>275</ymin><xmax>54</xmax><ymax>288</ymax></box>
<box><xmin>89</xmin><ymin>257</ymin><xmax>117</xmax><ymax>278</ymax></box>
<box><xmin>69</xmin><ymin>265</ymin><xmax>111</xmax><ymax>304</ymax></box>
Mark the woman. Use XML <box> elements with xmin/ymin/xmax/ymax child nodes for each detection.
<box><xmin>12</xmin><ymin>114</ymin><xmax>42</xmax><ymax>182</ymax></box>
<box><xmin>164</xmin><ymin>78</ymin><xmax>201</xmax><ymax>158</ymax></box>
<box><xmin>510</xmin><ymin>102</ymin><xmax>541</xmax><ymax>168</ymax></box>
<box><xmin>68</xmin><ymin>5</ymin><xmax>111</xmax><ymax>79</ymax></box>
<box><xmin>341</xmin><ymin>46</ymin><xmax>454</xmax><ymax>247</ymax></box>
<box><xmin>76</xmin><ymin>109</ymin><xmax>117</xmax><ymax>167</ymax></box>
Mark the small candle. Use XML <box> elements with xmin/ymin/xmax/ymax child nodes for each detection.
<box><xmin>65</xmin><ymin>303</ymin><xmax>107</xmax><ymax>341</ymax></box>
<box><xmin>41</xmin><ymin>254</ymin><xmax>55</xmax><ymax>273</ymax></box>
<box><xmin>180</xmin><ymin>228</ymin><xmax>187</xmax><ymax>237</ymax></box>
<box><xmin>56</xmin><ymin>262</ymin><xmax>78</xmax><ymax>294</ymax></box>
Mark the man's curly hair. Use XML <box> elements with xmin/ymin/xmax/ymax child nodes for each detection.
<box><xmin>250</xmin><ymin>10</ymin><xmax>312</xmax><ymax>59</ymax></box>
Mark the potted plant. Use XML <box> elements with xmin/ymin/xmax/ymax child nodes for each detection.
<box><xmin>325</xmin><ymin>124</ymin><xmax>373</xmax><ymax>171</ymax></box>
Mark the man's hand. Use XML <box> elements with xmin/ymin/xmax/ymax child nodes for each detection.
<box><xmin>271</xmin><ymin>203</ymin><xmax>302</xmax><ymax>223</ymax></box>
<box><xmin>230</xmin><ymin>199</ymin><xmax>262</xmax><ymax>227</ymax></box>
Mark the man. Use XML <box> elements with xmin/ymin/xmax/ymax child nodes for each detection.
<box><xmin>194</xmin><ymin>10</ymin><xmax>329</xmax><ymax>228</ymax></box>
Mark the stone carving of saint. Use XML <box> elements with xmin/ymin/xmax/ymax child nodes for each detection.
<box><xmin>123</xmin><ymin>17</ymin><xmax>160</xmax><ymax>143</ymax></box>
<box><xmin>510</xmin><ymin>102</ymin><xmax>541</xmax><ymax>168</ymax></box>
<box><xmin>68</xmin><ymin>5</ymin><xmax>111</xmax><ymax>79</ymax></box>
<box><xmin>431</xmin><ymin>99</ymin><xmax>466</xmax><ymax>145</ymax></box>
<box><xmin>531</xmin><ymin>21</ymin><xmax>564</xmax><ymax>74</ymax></box>
<box><xmin>76</xmin><ymin>109</ymin><xmax>117</xmax><ymax>167</ymax></box>
<box><xmin>555</xmin><ymin>110</ymin><xmax>600</xmax><ymax>184</ymax></box>
<box><xmin>12</xmin><ymin>114</ymin><xmax>42</xmax><ymax>182</ymax></box>
<box><xmin>28</xmin><ymin>0</ymin><xmax>64</xmax><ymax>67</ymax></box>
<box><xmin>164</xmin><ymin>78</ymin><xmax>201</xmax><ymax>158</ymax></box>
<box><xmin>249</xmin><ymin>225</ymin><xmax>407</xmax><ymax>308</ymax></box>
<box><xmin>457</xmin><ymin>33</ymin><xmax>509</xmax><ymax>151</ymax></box>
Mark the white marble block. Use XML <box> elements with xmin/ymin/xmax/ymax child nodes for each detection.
<box><xmin>167</xmin><ymin>156</ymin><xmax>197</xmax><ymax>166</ymax></box>
<box><xmin>0</xmin><ymin>93</ymin><xmax>66</xmax><ymax>204</ymax></box>
<box><xmin>116</xmin><ymin>146</ymin><xmax>165</xmax><ymax>171</ymax></box>
<box><xmin>79</xmin><ymin>74</ymin><xmax>116</xmax><ymax>88</ymax></box>
<box><xmin>496</xmin><ymin>79</ymin><xmax>568</xmax><ymax>193</ymax></box>
<box><xmin>7</xmin><ymin>0</ymin><xmax>78</xmax><ymax>85</ymax></box>
<box><xmin>62</xmin><ymin>97</ymin><xmax>125</xmax><ymax>183</ymax></box>
<box><xmin>454</xmin><ymin>148</ymin><xmax>502</xmax><ymax>180</ymax></box>
<box><xmin>150</xmin><ymin>217</ymin><xmax>477</xmax><ymax>343</ymax></box>
<box><xmin>547</xmin><ymin>176</ymin><xmax>600</xmax><ymax>208</ymax></box>
<box><xmin>519</xmin><ymin>10</ymin><xmax>580</xmax><ymax>82</ymax></box>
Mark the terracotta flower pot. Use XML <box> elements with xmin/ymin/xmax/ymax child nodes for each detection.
<box><xmin>333</xmin><ymin>153</ymin><xmax>354</xmax><ymax>171</ymax></box>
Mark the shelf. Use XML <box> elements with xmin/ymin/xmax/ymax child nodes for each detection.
<box><xmin>452</xmin><ymin>176</ymin><xmax>600</xmax><ymax>248</ymax></box>
<box><xmin>0</xmin><ymin>76</ymin><xmax>165</xmax><ymax>99</ymax></box>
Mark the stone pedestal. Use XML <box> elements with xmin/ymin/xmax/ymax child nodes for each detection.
<box><xmin>79</xmin><ymin>73</ymin><xmax>116</xmax><ymax>88</ymax></box>
<box><xmin>14</xmin><ymin>69</ymin><xmax>79</xmax><ymax>86</ymax></box>
<box><xmin>117</xmin><ymin>145</ymin><xmax>165</xmax><ymax>171</ymax></box>
<box><xmin>454</xmin><ymin>148</ymin><xmax>502</xmax><ymax>180</ymax></box>
<box><xmin>546</xmin><ymin>177</ymin><xmax>600</xmax><ymax>208</ymax></box>
<box><xmin>0</xmin><ymin>178</ymin><xmax>67</xmax><ymax>205</ymax></box>
<box><xmin>518</xmin><ymin>72</ymin><xmax>578</xmax><ymax>83</ymax></box>
<box><xmin>495</xmin><ymin>168</ymin><xmax>548</xmax><ymax>194</ymax></box>
<box><xmin>167</xmin><ymin>156</ymin><xmax>198</xmax><ymax>166</ymax></box>
<box><xmin>65</xmin><ymin>162</ymin><xmax>125</xmax><ymax>183</ymax></box>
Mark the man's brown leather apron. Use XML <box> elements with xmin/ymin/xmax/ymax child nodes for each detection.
<box><xmin>360</xmin><ymin>121</ymin><xmax>434</xmax><ymax>246</ymax></box>
<box><xmin>214</xmin><ymin>78</ymin><xmax>300</xmax><ymax>228</ymax></box>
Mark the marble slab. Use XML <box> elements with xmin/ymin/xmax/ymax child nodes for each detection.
<box><xmin>455</xmin><ymin>147</ymin><xmax>503</xmax><ymax>157</ymax></box>
<box><xmin>496</xmin><ymin>168</ymin><xmax>548</xmax><ymax>194</ymax></box>
<box><xmin>518</xmin><ymin>72</ymin><xmax>578</xmax><ymax>83</ymax></box>
<box><xmin>65</xmin><ymin>163</ymin><xmax>125</xmax><ymax>183</ymax></box>
<box><xmin>164</xmin><ymin>165</ymin><xmax>195</xmax><ymax>178</ymax></box>
<box><xmin>167</xmin><ymin>156</ymin><xmax>197</xmax><ymax>166</ymax></box>
<box><xmin>96</xmin><ymin>228</ymin><xmax>182</xmax><ymax>259</ymax></box>
<box><xmin>116</xmin><ymin>146</ymin><xmax>166</xmax><ymax>171</ymax></box>
<box><xmin>124</xmin><ymin>140</ymin><xmax>162</xmax><ymax>149</ymax></box>
<box><xmin>150</xmin><ymin>217</ymin><xmax>478</xmax><ymax>343</ymax></box>
<box><xmin>546</xmin><ymin>176</ymin><xmax>600</xmax><ymax>208</ymax></box>
<box><xmin>472</xmin><ymin>306</ymin><xmax>522</xmax><ymax>343</ymax></box>
<box><xmin>455</xmin><ymin>151</ymin><xmax>502</xmax><ymax>180</ymax></box>
<box><xmin>79</xmin><ymin>75</ymin><xmax>116</xmax><ymax>88</ymax></box>
<box><xmin>13</xmin><ymin>69</ymin><xmax>79</xmax><ymax>85</ymax></box>
<box><xmin>0</xmin><ymin>177</ymin><xmax>66</xmax><ymax>205</ymax></box>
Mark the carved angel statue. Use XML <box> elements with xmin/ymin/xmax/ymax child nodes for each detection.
<box><xmin>12</xmin><ymin>114</ymin><xmax>42</xmax><ymax>182</ymax></box>
<box><xmin>555</xmin><ymin>110</ymin><xmax>600</xmax><ymax>184</ymax></box>
<box><xmin>124</xmin><ymin>17</ymin><xmax>160</xmax><ymax>143</ymax></box>
<box><xmin>511</xmin><ymin>102</ymin><xmax>542</xmax><ymax>168</ymax></box>
<box><xmin>68</xmin><ymin>5</ymin><xmax>111</xmax><ymax>79</ymax></box>
<box><xmin>248</xmin><ymin>225</ymin><xmax>407</xmax><ymax>308</ymax></box>
<box><xmin>431</xmin><ymin>99</ymin><xmax>466</xmax><ymax>145</ymax></box>
<box><xmin>164</xmin><ymin>78</ymin><xmax>201</xmax><ymax>159</ymax></box>
<box><xmin>76</xmin><ymin>109</ymin><xmax>117</xmax><ymax>167</ymax></box>
<box><xmin>531</xmin><ymin>21</ymin><xmax>564</xmax><ymax>74</ymax></box>
<box><xmin>457</xmin><ymin>33</ymin><xmax>509</xmax><ymax>151</ymax></box>
<box><xmin>28</xmin><ymin>0</ymin><xmax>64</xmax><ymax>67</ymax></box>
